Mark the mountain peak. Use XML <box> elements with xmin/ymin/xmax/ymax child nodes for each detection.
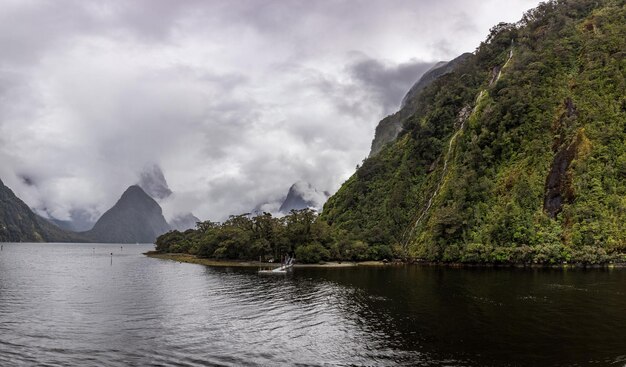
<box><xmin>279</xmin><ymin>181</ymin><xmax>328</xmax><ymax>213</ymax></box>
<box><xmin>83</xmin><ymin>184</ymin><xmax>170</xmax><ymax>243</ymax></box>
<box><xmin>122</xmin><ymin>184</ymin><xmax>149</xmax><ymax>199</ymax></box>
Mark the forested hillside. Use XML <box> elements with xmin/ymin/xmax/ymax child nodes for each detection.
<box><xmin>155</xmin><ymin>0</ymin><xmax>625</xmax><ymax>264</ymax></box>
<box><xmin>322</xmin><ymin>0</ymin><xmax>626</xmax><ymax>264</ymax></box>
<box><xmin>0</xmin><ymin>179</ymin><xmax>88</xmax><ymax>243</ymax></box>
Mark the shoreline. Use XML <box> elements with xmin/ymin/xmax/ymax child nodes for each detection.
<box><xmin>144</xmin><ymin>252</ymin><xmax>626</xmax><ymax>269</ymax></box>
<box><xmin>144</xmin><ymin>252</ymin><xmax>392</xmax><ymax>268</ymax></box>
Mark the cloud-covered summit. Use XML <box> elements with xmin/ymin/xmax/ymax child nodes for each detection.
<box><xmin>138</xmin><ymin>164</ymin><xmax>173</xmax><ymax>201</ymax></box>
<box><xmin>0</xmin><ymin>0</ymin><xmax>540</xmax><ymax>221</ymax></box>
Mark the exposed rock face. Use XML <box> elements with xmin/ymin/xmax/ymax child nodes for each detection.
<box><xmin>0</xmin><ymin>178</ymin><xmax>88</xmax><ymax>242</ymax></box>
<box><xmin>369</xmin><ymin>53</ymin><xmax>472</xmax><ymax>157</ymax></box>
<box><xmin>138</xmin><ymin>164</ymin><xmax>172</xmax><ymax>201</ymax></box>
<box><xmin>543</xmin><ymin>98</ymin><xmax>589</xmax><ymax>218</ymax></box>
<box><xmin>83</xmin><ymin>185</ymin><xmax>171</xmax><ymax>243</ymax></box>
<box><xmin>169</xmin><ymin>213</ymin><xmax>200</xmax><ymax>231</ymax></box>
<box><xmin>279</xmin><ymin>181</ymin><xmax>328</xmax><ymax>213</ymax></box>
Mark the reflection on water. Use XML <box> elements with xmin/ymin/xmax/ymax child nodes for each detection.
<box><xmin>0</xmin><ymin>243</ymin><xmax>625</xmax><ymax>366</ymax></box>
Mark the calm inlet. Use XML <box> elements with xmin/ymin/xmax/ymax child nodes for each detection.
<box><xmin>0</xmin><ymin>243</ymin><xmax>624</xmax><ymax>366</ymax></box>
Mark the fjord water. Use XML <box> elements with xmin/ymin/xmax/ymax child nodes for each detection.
<box><xmin>1</xmin><ymin>243</ymin><xmax>624</xmax><ymax>366</ymax></box>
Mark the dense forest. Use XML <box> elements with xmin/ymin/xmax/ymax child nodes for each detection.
<box><xmin>156</xmin><ymin>0</ymin><xmax>626</xmax><ymax>265</ymax></box>
<box><xmin>323</xmin><ymin>0</ymin><xmax>626</xmax><ymax>264</ymax></box>
<box><xmin>155</xmin><ymin>209</ymin><xmax>395</xmax><ymax>263</ymax></box>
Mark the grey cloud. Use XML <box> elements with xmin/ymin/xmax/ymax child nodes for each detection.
<box><xmin>348</xmin><ymin>58</ymin><xmax>435</xmax><ymax>115</ymax></box>
<box><xmin>0</xmin><ymin>0</ymin><xmax>541</xmax><ymax>222</ymax></box>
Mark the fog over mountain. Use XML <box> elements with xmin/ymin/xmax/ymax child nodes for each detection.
<box><xmin>279</xmin><ymin>181</ymin><xmax>329</xmax><ymax>214</ymax></box>
<box><xmin>0</xmin><ymin>0</ymin><xmax>540</xmax><ymax>221</ymax></box>
<box><xmin>138</xmin><ymin>164</ymin><xmax>173</xmax><ymax>201</ymax></box>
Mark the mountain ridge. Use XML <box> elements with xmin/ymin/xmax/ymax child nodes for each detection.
<box><xmin>369</xmin><ymin>53</ymin><xmax>472</xmax><ymax>157</ymax></box>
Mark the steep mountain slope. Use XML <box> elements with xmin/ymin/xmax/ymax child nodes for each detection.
<box><xmin>369</xmin><ymin>53</ymin><xmax>472</xmax><ymax>157</ymax></box>
<box><xmin>83</xmin><ymin>185</ymin><xmax>170</xmax><ymax>243</ymax></box>
<box><xmin>0</xmin><ymin>178</ymin><xmax>88</xmax><ymax>242</ymax></box>
<box><xmin>323</xmin><ymin>0</ymin><xmax>626</xmax><ymax>263</ymax></box>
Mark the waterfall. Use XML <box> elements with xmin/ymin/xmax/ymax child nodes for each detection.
<box><xmin>401</xmin><ymin>105</ymin><xmax>471</xmax><ymax>246</ymax></box>
<box><xmin>495</xmin><ymin>48</ymin><xmax>514</xmax><ymax>83</ymax></box>
<box><xmin>402</xmin><ymin>46</ymin><xmax>514</xmax><ymax>249</ymax></box>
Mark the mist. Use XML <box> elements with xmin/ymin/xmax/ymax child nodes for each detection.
<box><xmin>0</xmin><ymin>0</ymin><xmax>540</xmax><ymax>222</ymax></box>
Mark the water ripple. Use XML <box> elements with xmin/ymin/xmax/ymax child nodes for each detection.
<box><xmin>1</xmin><ymin>243</ymin><xmax>625</xmax><ymax>366</ymax></box>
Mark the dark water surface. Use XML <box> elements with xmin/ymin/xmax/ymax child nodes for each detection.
<box><xmin>0</xmin><ymin>243</ymin><xmax>625</xmax><ymax>366</ymax></box>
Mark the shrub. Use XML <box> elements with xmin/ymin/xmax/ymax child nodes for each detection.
<box><xmin>442</xmin><ymin>244</ymin><xmax>461</xmax><ymax>262</ymax></box>
<box><xmin>347</xmin><ymin>240</ymin><xmax>369</xmax><ymax>261</ymax></box>
<box><xmin>570</xmin><ymin>246</ymin><xmax>609</xmax><ymax>264</ymax></box>
<box><xmin>367</xmin><ymin>245</ymin><xmax>393</xmax><ymax>261</ymax></box>
<box><xmin>531</xmin><ymin>244</ymin><xmax>567</xmax><ymax>264</ymax></box>
<box><xmin>461</xmin><ymin>243</ymin><xmax>494</xmax><ymax>263</ymax></box>
<box><xmin>295</xmin><ymin>243</ymin><xmax>331</xmax><ymax>264</ymax></box>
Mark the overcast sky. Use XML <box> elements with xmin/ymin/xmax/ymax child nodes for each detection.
<box><xmin>0</xmin><ymin>0</ymin><xmax>540</xmax><ymax>222</ymax></box>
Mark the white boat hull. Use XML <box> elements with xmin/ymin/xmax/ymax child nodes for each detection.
<box><xmin>258</xmin><ymin>263</ymin><xmax>293</xmax><ymax>275</ymax></box>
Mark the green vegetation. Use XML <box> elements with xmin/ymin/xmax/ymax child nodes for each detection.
<box><xmin>0</xmin><ymin>178</ymin><xmax>89</xmax><ymax>243</ymax></box>
<box><xmin>154</xmin><ymin>209</ymin><xmax>398</xmax><ymax>263</ymax></box>
<box><xmin>322</xmin><ymin>0</ymin><xmax>626</xmax><ymax>265</ymax></box>
<box><xmin>155</xmin><ymin>0</ymin><xmax>625</xmax><ymax>266</ymax></box>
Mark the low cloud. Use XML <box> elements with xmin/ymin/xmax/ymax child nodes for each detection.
<box><xmin>0</xmin><ymin>0</ymin><xmax>540</xmax><ymax>222</ymax></box>
<box><xmin>348</xmin><ymin>57</ymin><xmax>435</xmax><ymax>115</ymax></box>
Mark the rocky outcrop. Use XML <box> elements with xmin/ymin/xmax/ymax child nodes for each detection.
<box><xmin>543</xmin><ymin>98</ymin><xmax>587</xmax><ymax>218</ymax></box>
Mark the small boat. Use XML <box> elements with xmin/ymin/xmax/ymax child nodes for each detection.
<box><xmin>258</xmin><ymin>256</ymin><xmax>294</xmax><ymax>275</ymax></box>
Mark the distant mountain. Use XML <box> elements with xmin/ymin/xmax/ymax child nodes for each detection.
<box><xmin>0</xmin><ymin>178</ymin><xmax>88</xmax><ymax>242</ymax></box>
<box><xmin>83</xmin><ymin>185</ymin><xmax>170</xmax><ymax>243</ymax></box>
<box><xmin>49</xmin><ymin>208</ymin><xmax>96</xmax><ymax>232</ymax></box>
<box><xmin>138</xmin><ymin>164</ymin><xmax>172</xmax><ymax>201</ymax></box>
<box><xmin>279</xmin><ymin>181</ymin><xmax>329</xmax><ymax>213</ymax></box>
<box><xmin>169</xmin><ymin>212</ymin><xmax>200</xmax><ymax>231</ymax></box>
<box><xmin>369</xmin><ymin>53</ymin><xmax>471</xmax><ymax>157</ymax></box>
